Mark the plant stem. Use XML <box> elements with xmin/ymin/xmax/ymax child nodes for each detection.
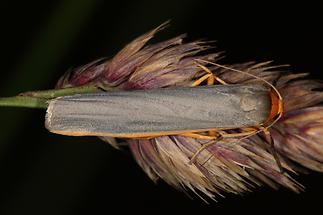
<box><xmin>0</xmin><ymin>85</ymin><xmax>113</xmax><ymax>109</ymax></box>
<box><xmin>19</xmin><ymin>85</ymin><xmax>102</xmax><ymax>99</ymax></box>
<box><xmin>0</xmin><ymin>96</ymin><xmax>48</xmax><ymax>109</ymax></box>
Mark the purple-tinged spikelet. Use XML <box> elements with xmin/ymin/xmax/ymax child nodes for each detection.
<box><xmin>56</xmin><ymin>24</ymin><xmax>323</xmax><ymax>199</ymax></box>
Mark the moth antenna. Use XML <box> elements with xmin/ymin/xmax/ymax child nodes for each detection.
<box><xmin>195</xmin><ymin>59</ymin><xmax>283</xmax><ymax>131</ymax></box>
<box><xmin>195</xmin><ymin>59</ymin><xmax>285</xmax><ymax>172</ymax></box>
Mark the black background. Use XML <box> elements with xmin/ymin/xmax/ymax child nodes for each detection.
<box><xmin>0</xmin><ymin>1</ymin><xmax>322</xmax><ymax>214</ymax></box>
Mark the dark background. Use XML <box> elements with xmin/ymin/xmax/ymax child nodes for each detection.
<box><xmin>0</xmin><ymin>0</ymin><xmax>322</xmax><ymax>214</ymax></box>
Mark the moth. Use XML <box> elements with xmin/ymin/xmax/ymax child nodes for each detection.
<box><xmin>45</xmin><ymin>62</ymin><xmax>283</xmax><ymax>166</ymax></box>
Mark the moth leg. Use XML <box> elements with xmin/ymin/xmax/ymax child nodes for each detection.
<box><xmin>133</xmin><ymin>135</ymin><xmax>164</xmax><ymax>140</ymax></box>
<box><xmin>191</xmin><ymin>73</ymin><xmax>212</xmax><ymax>87</ymax></box>
<box><xmin>208</xmin><ymin>130</ymin><xmax>218</xmax><ymax>137</ymax></box>
<box><xmin>178</xmin><ymin>131</ymin><xmax>222</xmax><ymax>163</ymax></box>
<box><xmin>179</xmin><ymin>132</ymin><xmax>217</xmax><ymax>140</ymax></box>
<box><xmin>189</xmin><ymin>134</ymin><xmax>224</xmax><ymax>164</ymax></box>
<box><xmin>188</xmin><ymin>127</ymin><xmax>264</xmax><ymax>164</ymax></box>
<box><xmin>195</xmin><ymin>63</ymin><xmax>228</xmax><ymax>86</ymax></box>
<box><xmin>181</xmin><ymin>128</ymin><xmax>258</xmax><ymax>164</ymax></box>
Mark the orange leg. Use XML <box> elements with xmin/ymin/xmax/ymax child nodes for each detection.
<box><xmin>176</xmin><ymin>131</ymin><xmax>219</xmax><ymax>163</ymax></box>
<box><xmin>179</xmin><ymin>132</ymin><xmax>218</xmax><ymax>140</ymax></box>
<box><xmin>177</xmin><ymin>131</ymin><xmax>222</xmax><ymax>164</ymax></box>
<box><xmin>191</xmin><ymin>63</ymin><xmax>227</xmax><ymax>137</ymax></box>
<box><xmin>189</xmin><ymin>134</ymin><xmax>223</xmax><ymax>164</ymax></box>
<box><xmin>180</xmin><ymin>128</ymin><xmax>265</xmax><ymax>164</ymax></box>
<box><xmin>192</xmin><ymin>63</ymin><xmax>228</xmax><ymax>86</ymax></box>
<box><xmin>191</xmin><ymin>73</ymin><xmax>213</xmax><ymax>87</ymax></box>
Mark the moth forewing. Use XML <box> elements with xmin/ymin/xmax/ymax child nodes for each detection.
<box><xmin>45</xmin><ymin>85</ymin><xmax>271</xmax><ymax>138</ymax></box>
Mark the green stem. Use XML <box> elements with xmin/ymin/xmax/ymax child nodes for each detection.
<box><xmin>0</xmin><ymin>85</ymin><xmax>114</xmax><ymax>109</ymax></box>
<box><xmin>0</xmin><ymin>96</ymin><xmax>48</xmax><ymax>109</ymax></box>
<box><xmin>19</xmin><ymin>85</ymin><xmax>102</xmax><ymax>99</ymax></box>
